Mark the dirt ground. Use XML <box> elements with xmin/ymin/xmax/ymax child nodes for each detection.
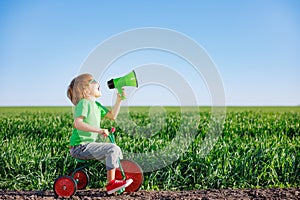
<box><xmin>0</xmin><ymin>188</ymin><xmax>299</xmax><ymax>200</ymax></box>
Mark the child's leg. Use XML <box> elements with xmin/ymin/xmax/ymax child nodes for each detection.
<box><xmin>70</xmin><ymin>142</ymin><xmax>123</xmax><ymax>178</ymax></box>
<box><xmin>70</xmin><ymin>142</ymin><xmax>133</xmax><ymax>193</ymax></box>
<box><xmin>107</xmin><ymin>168</ymin><xmax>116</xmax><ymax>182</ymax></box>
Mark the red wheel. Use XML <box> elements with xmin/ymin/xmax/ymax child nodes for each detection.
<box><xmin>69</xmin><ymin>170</ymin><xmax>90</xmax><ymax>190</ymax></box>
<box><xmin>69</xmin><ymin>170</ymin><xmax>89</xmax><ymax>190</ymax></box>
<box><xmin>115</xmin><ymin>159</ymin><xmax>144</xmax><ymax>192</ymax></box>
<box><xmin>53</xmin><ymin>175</ymin><xmax>77</xmax><ymax>198</ymax></box>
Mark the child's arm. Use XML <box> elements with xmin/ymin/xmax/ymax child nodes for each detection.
<box><xmin>74</xmin><ymin>116</ymin><xmax>109</xmax><ymax>137</ymax></box>
<box><xmin>105</xmin><ymin>88</ymin><xmax>125</xmax><ymax>120</ymax></box>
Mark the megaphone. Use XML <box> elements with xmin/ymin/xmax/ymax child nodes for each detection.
<box><xmin>107</xmin><ymin>70</ymin><xmax>138</xmax><ymax>100</ymax></box>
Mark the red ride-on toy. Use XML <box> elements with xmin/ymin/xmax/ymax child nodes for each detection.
<box><xmin>53</xmin><ymin>128</ymin><xmax>144</xmax><ymax>198</ymax></box>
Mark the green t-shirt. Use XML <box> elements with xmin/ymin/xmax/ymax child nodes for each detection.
<box><xmin>70</xmin><ymin>99</ymin><xmax>109</xmax><ymax>146</ymax></box>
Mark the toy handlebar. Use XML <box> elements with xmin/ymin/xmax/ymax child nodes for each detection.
<box><xmin>110</xmin><ymin>127</ymin><xmax>116</xmax><ymax>133</ymax></box>
<box><xmin>108</xmin><ymin>127</ymin><xmax>116</xmax><ymax>144</ymax></box>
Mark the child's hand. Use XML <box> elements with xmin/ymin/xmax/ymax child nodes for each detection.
<box><xmin>117</xmin><ymin>88</ymin><xmax>126</xmax><ymax>101</ymax></box>
<box><xmin>98</xmin><ymin>129</ymin><xmax>109</xmax><ymax>137</ymax></box>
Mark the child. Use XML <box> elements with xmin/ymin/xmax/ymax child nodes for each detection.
<box><xmin>67</xmin><ymin>73</ymin><xmax>132</xmax><ymax>194</ymax></box>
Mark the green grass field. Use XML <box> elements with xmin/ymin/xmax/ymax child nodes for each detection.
<box><xmin>0</xmin><ymin>106</ymin><xmax>299</xmax><ymax>190</ymax></box>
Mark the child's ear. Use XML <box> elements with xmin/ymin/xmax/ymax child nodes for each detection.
<box><xmin>83</xmin><ymin>88</ymin><xmax>90</xmax><ymax>98</ymax></box>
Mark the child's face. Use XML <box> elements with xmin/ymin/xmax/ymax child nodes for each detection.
<box><xmin>88</xmin><ymin>79</ymin><xmax>101</xmax><ymax>98</ymax></box>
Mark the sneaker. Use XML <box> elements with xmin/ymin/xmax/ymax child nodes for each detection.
<box><xmin>106</xmin><ymin>179</ymin><xmax>133</xmax><ymax>194</ymax></box>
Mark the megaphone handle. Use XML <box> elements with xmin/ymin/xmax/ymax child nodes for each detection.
<box><xmin>117</xmin><ymin>87</ymin><xmax>126</xmax><ymax>100</ymax></box>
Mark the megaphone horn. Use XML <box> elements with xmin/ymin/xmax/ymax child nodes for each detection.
<box><xmin>107</xmin><ymin>70</ymin><xmax>138</xmax><ymax>100</ymax></box>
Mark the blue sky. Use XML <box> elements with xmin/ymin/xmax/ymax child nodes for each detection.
<box><xmin>0</xmin><ymin>0</ymin><xmax>299</xmax><ymax>106</ymax></box>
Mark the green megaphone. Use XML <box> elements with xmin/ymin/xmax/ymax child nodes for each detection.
<box><xmin>107</xmin><ymin>70</ymin><xmax>138</xmax><ymax>100</ymax></box>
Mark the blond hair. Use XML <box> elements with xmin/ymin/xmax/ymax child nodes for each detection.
<box><xmin>67</xmin><ymin>73</ymin><xmax>93</xmax><ymax>105</ymax></box>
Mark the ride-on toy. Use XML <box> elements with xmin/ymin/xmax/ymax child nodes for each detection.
<box><xmin>53</xmin><ymin>127</ymin><xmax>143</xmax><ymax>198</ymax></box>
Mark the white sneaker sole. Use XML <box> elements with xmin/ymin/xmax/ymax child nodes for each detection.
<box><xmin>107</xmin><ymin>179</ymin><xmax>133</xmax><ymax>195</ymax></box>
